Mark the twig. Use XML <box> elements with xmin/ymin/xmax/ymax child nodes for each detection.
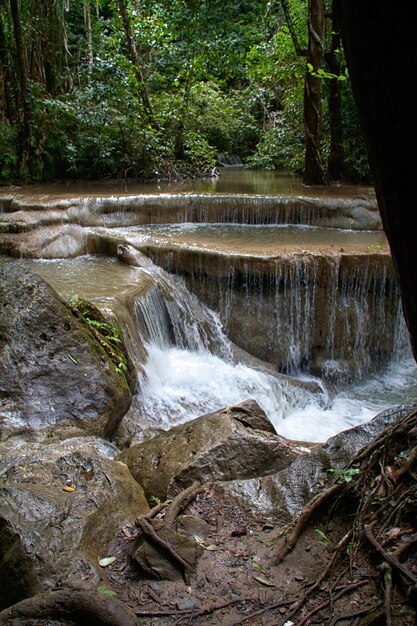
<box><xmin>221</xmin><ymin>598</ymin><xmax>292</xmax><ymax>626</ymax></box>
<box><xmin>381</xmin><ymin>563</ymin><xmax>393</xmax><ymax>626</ymax></box>
<box><xmin>164</xmin><ymin>481</ymin><xmax>202</xmax><ymax>528</ymax></box>
<box><xmin>364</xmin><ymin>525</ymin><xmax>417</xmax><ymax>585</ymax></box>
<box><xmin>328</xmin><ymin>603</ymin><xmax>383</xmax><ymax>625</ymax></box>
<box><xmin>135</xmin><ymin>596</ymin><xmax>257</xmax><ymax>619</ymax></box>
<box><xmin>276</xmin><ymin>531</ymin><xmax>352</xmax><ymax>625</ymax></box>
<box><xmin>296</xmin><ymin>579</ymin><xmax>369</xmax><ymax>626</ymax></box>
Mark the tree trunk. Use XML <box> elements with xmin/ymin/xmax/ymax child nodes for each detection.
<box><xmin>303</xmin><ymin>0</ymin><xmax>326</xmax><ymax>185</ymax></box>
<box><xmin>85</xmin><ymin>0</ymin><xmax>93</xmax><ymax>79</ymax></box>
<box><xmin>338</xmin><ymin>0</ymin><xmax>417</xmax><ymax>358</ymax></box>
<box><xmin>10</xmin><ymin>0</ymin><xmax>31</xmax><ymax>176</ymax></box>
<box><xmin>117</xmin><ymin>0</ymin><xmax>155</xmax><ymax>123</ymax></box>
<box><xmin>326</xmin><ymin>2</ymin><xmax>345</xmax><ymax>181</ymax></box>
<box><xmin>9</xmin><ymin>0</ymin><xmax>27</xmax><ymax>106</ymax></box>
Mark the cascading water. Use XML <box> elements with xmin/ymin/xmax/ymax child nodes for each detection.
<box><xmin>5</xmin><ymin>169</ymin><xmax>416</xmax><ymax>444</ymax></box>
<box><xmin>113</xmin><ymin>245</ymin><xmax>416</xmax><ymax>443</ymax></box>
<box><xmin>122</xmin><ymin>246</ymin><xmax>322</xmax><ymax>434</ymax></box>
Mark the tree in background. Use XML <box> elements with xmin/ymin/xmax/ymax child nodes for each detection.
<box><xmin>0</xmin><ymin>0</ymin><xmax>368</xmax><ymax>183</ymax></box>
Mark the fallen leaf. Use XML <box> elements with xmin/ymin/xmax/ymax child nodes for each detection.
<box><xmin>62</xmin><ymin>486</ymin><xmax>76</xmax><ymax>493</ymax></box>
<box><xmin>96</xmin><ymin>586</ymin><xmax>117</xmax><ymax>597</ymax></box>
<box><xmin>193</xmin><ymin>534</ymin><xmax>205</xmax><ymax>545</ymax></box>
<box><xmin>98</xmin><ymin>556</ymin><xmax>117</xmax><ymax>567</ymax></box>
<box><xmin>254</xmin><ymin>575</ymin><xmax>275</xmax><ymax>587</ymax></box>
<box><xmin>205</xmin><ymin>544</ymin><xmax>217</xmax><ymax>551</ymax></box>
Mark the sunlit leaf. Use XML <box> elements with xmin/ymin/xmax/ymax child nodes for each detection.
<box><xmin>98</xmin><ymin>556</ymin><xmax>117</xmax><ymax>567</ymax></box>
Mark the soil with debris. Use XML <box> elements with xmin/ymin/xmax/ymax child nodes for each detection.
<box><xmin>101</xmin><ymin>479</ymin><xmax>415</xmax><ymax>626</ymax></box>
<box><xmin>3</xmin><ymin>412</ymin><xmax>417</xmax><ymax>626</ymax></box>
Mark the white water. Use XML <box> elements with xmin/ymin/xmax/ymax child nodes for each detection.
<box><xmin>137</xmin><ymin>345</ymin><xmax>417</xmax><ymax>442</ymax></box>
<box><xmin>16</xmin><ymin>254</ymin><xmax>417</xmax><ymax>443</ymax></box>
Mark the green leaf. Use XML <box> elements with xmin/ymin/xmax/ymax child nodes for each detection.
<box><xmin>315</xmin><ymin>528</ymin><xmax>330</xmax><ymax>545</ymax></box>
<box><xmin>98</xmin><ymin>556</ymin><xmax>117</xmax><ymax>567</ymax></box>
<box><xmin>97</xmin><ymin>585</ymin><xmax>117</xmax><ymax>597</ymax></box>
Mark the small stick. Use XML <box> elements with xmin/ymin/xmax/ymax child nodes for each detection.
<box><xmin>364</xmin><ymin>525</ymin><xmax>417</xmax><ymax>585</ymax></box>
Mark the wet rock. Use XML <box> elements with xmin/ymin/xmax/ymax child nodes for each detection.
<box><xmin>0</xmin><ymin>445</ymin><xmax>149</xmax><ymax>609</ymax></box>
<box><xmin>177</xmin><ymin>515</ymin><xmax>211</xmax><ymax>540</ymax></box>
<box><xmin>0</xmin><ymin>264</ymin><xmax>131</xmax><ymax>440</ymax></box>
<box><xmin>220</xmin><ymin>404</ymin><xmax>417</xmax><ymax>518</ymax></box>
<box><xmin>176</xmin><ymin>596</ymin><xmax>202</xmax><ymax>610</ymax></box>
<box><xmin>131</xmin><ymin>519</ymin><xmax>201</xmax><ymax>581</ymax></box>
<box><xmin>117</xmin><ymin>400</ymin><xmax>301</xmax><ymax>500</ymax></box>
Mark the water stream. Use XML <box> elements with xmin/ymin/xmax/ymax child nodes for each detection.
<box><xmin>17</xmin><ymin>253</ymin><xmax>417</xmax><ymax>443</ymax></box>
<box><xmin>2</xmin><ymin>170</ymin><xmax>416</xmax><ymax>443</ymax></box>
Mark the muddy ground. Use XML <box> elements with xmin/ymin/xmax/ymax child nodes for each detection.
<box><xmin>100</xmin><ymin>483</ymin><xmax>415</xmax><ymax>626</ymax></box>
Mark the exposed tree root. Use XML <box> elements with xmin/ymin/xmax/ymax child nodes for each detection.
<box><xmin>271</xmin><ymin>407</ymin><xmax>417</xmax><ymax>624</ymax></box>
<box><xmin>164</xmin><ymin>481</ymin><xmax>202</xmax><ymax>528</ymax></box>
<box><xmin>0</xmin><ymin>589</ymin><xmax>140</xmax><ymax>626</ymax></box>
<box><xmin>275</xmin><ymin>482</ymin><xmax>342</xmax><ymax>564</ymax></box>
<box><xmin>135</xmin><ymin>518</ymin><xmax>195</xmax><ymax>579</ymax></box>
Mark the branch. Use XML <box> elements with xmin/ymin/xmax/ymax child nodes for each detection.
<box><xmin>164</xmin><ymin>481</ymin><xmax>202</xmax><ymax>528</ymax></box>
<box><xmin>280</xmin><ymin>0</ymin><xmax>307</xmax><ymax>56</ymax></box>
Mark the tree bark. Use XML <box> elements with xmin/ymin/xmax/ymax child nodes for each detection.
<box><xmin>9</xmin><ymin>0</ymin><xmax>27</xmax><ymax>106</ymax></box>
<box><xmin>85</xmin><ymin>0</ymin><xmax>94</xmax><ymax>79</ymax></box>
<box><xmin>303</xmin><ymin>0</ymin><xmax>326</xmax><ymax>185</ymax></box>
<box><xmin>338</xmin><ymin>0</ymin><xmax>417</xmax><ymax>358</ymax></box>
<box><xmin>325</xmin><ymin>1</ymin><xmax>345</xmax><ymax>182</ymax></box>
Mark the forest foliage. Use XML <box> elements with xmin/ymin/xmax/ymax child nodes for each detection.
<box><xmin>0</xmin><ymin>0</ymin><xmax>369</xmax><ymax>183</ymax></box>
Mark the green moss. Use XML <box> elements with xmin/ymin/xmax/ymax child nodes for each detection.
<box><xmin>68</xmin><ymin>296</ymin><xmax>131</xmax><ymax>390</ymax></box>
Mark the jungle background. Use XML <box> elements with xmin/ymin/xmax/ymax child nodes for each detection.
<box><xmin>0</xmin><ymin>0</ymin><xmax>369</xmax><ymax>185</ymax></box>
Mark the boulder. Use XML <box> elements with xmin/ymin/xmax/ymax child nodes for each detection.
<box><xmin>0</xmin><ymin>264</ymin><xmax>131</xmax><ymax>440</ymax></box>
<box><xmin>0</xmin><ymin>442</ymin><xmax>149</xmax><ymax>609</ymax></box>
<box><xmin>131</xmin><ymin>519</ymin><xmax>202</xmax><ymax>581</ymax></box>
<box><xmin>117</xmin><ymin>400</ymin><xmax>301</xmax><ymax>500</ymax></box>
<box><xmin>219</xmin><ymin>404</ymin><xmax>417</xmax><ymax>519</ymax></box>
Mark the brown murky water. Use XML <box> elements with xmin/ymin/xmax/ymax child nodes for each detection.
<box><xmin>2</xmin><ymin>168</ymin><xmax>376</xmax><ymax>201</ymax></box>
<box><xmin>108</xmin><ymin>223</ymin><xmax>388</xmax><ymax>256</ymax></box>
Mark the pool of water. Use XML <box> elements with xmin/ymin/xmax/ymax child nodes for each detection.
<box><xmin>108</xmin><ymin>223</ymin><xmax>388</xmax><ymax>256</ymax></box>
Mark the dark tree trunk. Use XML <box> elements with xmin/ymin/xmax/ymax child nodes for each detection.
<box><xmin>10</xmin><ymin>0</ymin><xmax>31</xmax><ymax>176</ymax></box>
<box><xmin>303</xmin><ymin>0</ymin><xmax>326</xmax><ymax>185</ymax></box>
<box><xmin>326</xmin><ymin>2</ymin><xmax>345</xmax><ymax>182</ymax></box>
<box><xmin>9</xmin><ymin>0</ymin><xmax>26</xmax><ymax>105</ymax></box>
<box><xmin>117</xmin><ymin>0</ymin><xmax>155</xmax><ymax>123</ymax></box>
<box><xmin>338</xmin><ymin>0</ymin><xmax>417</xmax><ymax>358</ymax></box>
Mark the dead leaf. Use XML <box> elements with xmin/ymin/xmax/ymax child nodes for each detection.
<box><xmin>205</xmin><ymin>545</ymin><xmax>217</xmax><ymax>551</ymax></box>
<box><xmin>62</xmin><ymin>486</ymin><xmax>76</xmax><ymax>492</ymax></box>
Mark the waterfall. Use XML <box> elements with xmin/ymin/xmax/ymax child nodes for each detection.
<box><xmin>132</xmin><ymin>258</ymin><xmax>233</xmax><ymax>360</ymax></box>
